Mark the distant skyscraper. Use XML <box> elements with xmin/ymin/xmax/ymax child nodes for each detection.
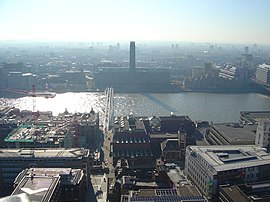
<box><xmin>244</xmin><ymin>46</ymin><xmax>249</xmax><ymax>54</ymax></box>
<box><xmin>241</xmin><ymin>53</ymin><xmax>253</xmax><ymax>69</ymax></box>
<box><xmin>129</xmin><ymin>41</ymin><xmax>136</xmax><ymax>72</ymax></box>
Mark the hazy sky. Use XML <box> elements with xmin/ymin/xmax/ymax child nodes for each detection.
<box><xmin>0</xmin><ymin>0</ymin><xmax>270</xmax><ymax>44</ymax></box>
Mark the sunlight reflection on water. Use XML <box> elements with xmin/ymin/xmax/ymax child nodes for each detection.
<box><xmin>0</xmin><ymin>92</ymin><xmax>270</xmax><ymax>123</ymax></box>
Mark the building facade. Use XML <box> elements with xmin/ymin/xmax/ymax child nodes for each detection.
<box><xmin>113</xmin><ymin>115</ymin><xmax>153</xmax><ymax>169</ymax></box>
<box><xmin>185</xmin><ymin>145</ymin><xmax>270</xmax><ymax>201</ymax></box>
<box><xmin>255</xmin><ymin>119</ymin><xmax>270</xmax><ymax>148</ymax></box>
<box><xmin>0</xmin><ymin>148</ymin><xmax>92</xmax><ymax>192</ymax></box>
<box><xmin>256</xmin><ymin>63</ymin><xmax>270</xmax><ymax>85</ymax></box>
<box><xmin>12</xmin><ymin>168</ymin><xmax>85</xmax><ymax>202</ymax></box>
<box><xmin>160</xmin><ymin>131</ymin><xmax>186</xmax><ymax>163</ymax></box>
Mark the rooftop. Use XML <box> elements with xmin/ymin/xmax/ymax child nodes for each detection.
<box><xmin>240</xmin><ymin>111</ymin><xmax>270</xmax><ymax>124</ymax></box>
<box><xmin>114</xmin><ymin>116</ymin><xmax>146</xmax><ymax>133</ymax></box>
<box><xmin>0</xmin><ymin>148</ymin><xmax>89</xmax><ymax>159</ymax></box>
<box><xmin>4</xmin><ymin>124</ymin><xmax>68</xmax><ymax>143</ymax></box>
<box><xmin>161</xmin><ymin>139</ymin><xmax>180</xmax><ymax>151</ymax></box>
<box><xmin>12</xmin><ymin>168</ymin><xmax>84</xmax><ymax>202</ymax></box>
<box><xmin>210</xmin><ymin>123</ymin><xmax>256</xmax><ymax>145</ymax></box>
<box><xmin>150</xmin><ymin>133</ymin><xmax>179</xmax><ymax>139</ymax></box>
<box><xmin>258</xmin><ymin>63</ymin><xmax>270</xmax><ymax>70</ymax></box>
<box><xmin>188</xmin><ymin>145</ymin><xmax>270</xmax><ymax>172</ymax></box>
<box><xmin>159</xmin><ymin>115</ymin><xmax>191</xmax><ymax>121</ymax></box>
<box><xmin>166</xmin><ymin>166</ymin><xmax>191</xmax><ymax>186</ymax></box>
<box><xmin>129</xmin><ymin>188</ymin><xmax>206</xmax><ymax>202</ymax></box>
<box><xmin>221</xmin><ymin>182</ymin><xmax>270</xmax><ymax>202</ymax></box>
<box><xmin>220</xmin><ymin>185</ymin><xmax>249</xmax><ymax>202</ymax></box>
<box><xmin>12</xmin><ymin>173</ymin><xmax>59</xmax><ymax>202</ymax></box>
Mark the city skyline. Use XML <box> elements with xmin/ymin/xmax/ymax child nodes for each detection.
<box><xmin>0</xmin><ymin>0</ymin><xmax>270</xmax><ymax>44</ymax></box>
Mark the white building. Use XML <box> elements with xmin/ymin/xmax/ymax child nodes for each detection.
<box><xmin>255</xmin><ymin>119</ymin><xmax>270</xmax><ymax>148</ymax></box>
<box><xmin>256</xmin><ymin>63</ymin><xmax>270</xmax><ymax>84</ymax></box>
<box><xmin>185</xmin><ymin>145</ymin><xmax>270</xmax><ymax>200</ymax></box>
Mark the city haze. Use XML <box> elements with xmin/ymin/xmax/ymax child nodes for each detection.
<box><xmin>0</xmin><ymin>0</ymin><xmax>270</xmax><ymax>44</ymax></box>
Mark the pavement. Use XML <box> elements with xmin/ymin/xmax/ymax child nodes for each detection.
<box><xmin>85</xmin><ymin>128</ymin><xmax>115</xmax><ymax>202</ymax></box>
<box><xmin>103</xmin><ymin>130</ymin><xmax>115</xmax><ymax>172</ymax></box>
<box><xmin>101</xmin><ymin>129</ymin><xmax>115</xmax><ymax>194</ymax></box>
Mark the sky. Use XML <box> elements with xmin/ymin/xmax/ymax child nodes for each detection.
<box><xmin>0</xmin><ymin>0</ymin><xmax>270</xmax><ymax>44</ymax></box>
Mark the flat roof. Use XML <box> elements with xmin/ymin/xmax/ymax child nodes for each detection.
<box><xmin>150</xmin><ymin>133</ymin><xmax>179</xmax><ymax>139</ymax></box>
<box><xmin>159</xmin><ymin>116</ymin><xmax>191</xmax><ymax>121</ymax></box>
<box><xmin>220</xmin><ymin>185</ymin><xmax>249</xmax><ymax>202</ymax></box>
<box><xmin>114</xmin><ymin>116</ymin><xmax>146</xmax><ymax>133</ymax></box>
<box><xmin>166</xmin><ymin>167</ymin><xmax>190</xmax><ymax>185</ymax></box>
<box><xmin>177</xmin><ymin>185</ymin><xmax>202</xmax><ymax>196</ymax></box>
<box><xmin>130</xmin><ymin>188</ymin><xmax>206</xmax><ymax>202</ymax></box>
<box><xmin>240</xmin><ymin>111</ymin><xmax>270</xmax><ymax>123</ymax></box>
<box><xmin>0</xmin><ymin>148</ymin><xmax>89</xmax><ymax>159</ymax></box>
<box><xmin>12</xmin><ymin>174</ymin><xmax>59</xmax><ymax>202</ymax></box>
<box><xmin>12</xmin><ymin>168</ymin><xmax>84</xmax><ymax>202</ymax></box>
<box><xmin>14</xmin><ymin>168</ymin><xmax>83</xmax><ymax>188</ymax></box>
<box><xmin>188</xmin><ymin>145</ymin><xmax>270</xmax><ymax>172</ymax></box>
<box><xmin>211</xmin><ymin>123</ymin><xmax>256</xmax><ymax>144</ymax></box>
<box><xmin>5</xmin><ymin>124</ymin><xmax>44</xmax><ymax>143</ymax></box>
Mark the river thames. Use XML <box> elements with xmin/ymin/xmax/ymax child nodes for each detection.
<box><xmin>0</xmin><ymin>92</ymin><xmax>270</xmax><ymax>123</ymax></box>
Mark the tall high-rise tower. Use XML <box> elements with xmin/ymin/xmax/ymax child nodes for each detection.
<box><xmin>244</xmin><ymin>46</ymin><xmax>249</xmax><ymax>54</ymax></box>
<box><xmin>129</xmin><ymin>41</ymin><xmax>136</xmax><ymax>72</ymax></box>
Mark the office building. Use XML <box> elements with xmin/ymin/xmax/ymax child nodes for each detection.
<box><xmin>113</xmin><ymin>115</ymin><xmax>153</xmax><ymax>169</ymax></box>
<box><xmin>11</xmin><ymin>168</ymin><xmax>85</xmax><ymax>202</ymax></box>
<box><xmin>255</xmin><ymin>119</ymin><xmax>270</xmax><ymax>148</ymax></box>
<box><xmin>219</xmin><ymin>65</ymin><xmax>239</xmax><ymax>80</ymax></box>
<box><xmin>4</xmin><ymin>109</ymin><xmax>99</xmax><ymax>149</ymax></box>
<box><xmin>75</xmin><ymin>109</ymin><xmax>99</xmax><ymax>148</ymax></box>
<box><xmin>185</xmin><ymin>145</ymin><xmax>270</xmax><ymax>201</ymax></box>
<box><xmin>218</xmin><ymin>64</ymin><xmax>248</xmax><ymax>84</ymax></box>
<box><xmin>0</xmin><ymin>148</ymin><xmax>92</xmax><ymax>192</ymax></box>
<box><xmin>256</xmin><ymin>63</ymin><xmax>270</xmax><ymax>85</ymax></box>
<box><xmin>206</xmin><ymin>123</ymin><xmax>256</xmax><ymax>145</ymax></box>
<box><xmin>4</xmin><ymin>124</ymin><xmax>74</xmax><ymax>148</ymax></box>
<box><xmin>241</xmin><ymin>54</ymin><xmax>253</xmax><ymax>69</ymax></box>
<box><xmin>121</xmin><ymin>188</ymin><xmax>206</xmax><ymax>202</ymax></box>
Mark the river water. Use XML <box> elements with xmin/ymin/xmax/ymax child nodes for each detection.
<box><xmin>0</xmin><ymin>92</ymin><xmax>270</xmax><ymax>123</ymax></box>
